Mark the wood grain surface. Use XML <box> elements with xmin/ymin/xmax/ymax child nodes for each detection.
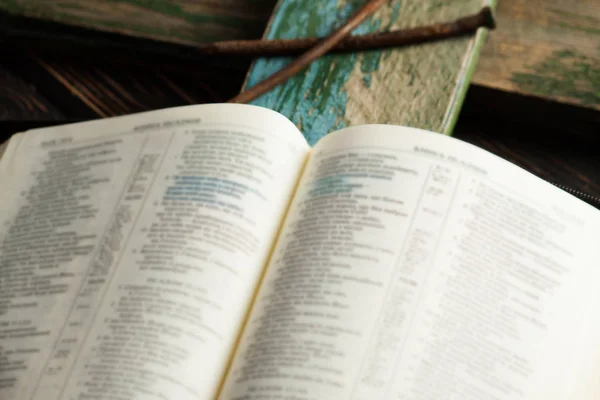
<box><xmin>473</xmin><ymin>0</ymin><xmax>600</xmax><ymax>111</ymax></box>
<box><xmin>0</xmin><ymin>49</ymin><xmax>245</xmax><ymax>120</ymax></box>
<box><xmin>0</xmin><ymin>0</ymin><xmax>275</xmax><ymax>43</ymax></box>
<box><xmin>244</xmin><ymin>0</ymin><xmax>494</xmax><ymax>144</ymax></box>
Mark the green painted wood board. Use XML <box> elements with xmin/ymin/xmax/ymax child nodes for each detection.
<box><xmin>245</xmin><ymin>0</ymin><xmax>495</xmax><ymax>145</ymax></box>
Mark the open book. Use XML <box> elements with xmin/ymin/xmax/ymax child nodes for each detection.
<box><xmin>1</xmin><ymin>104</ymin><xmax>599</xmax><ymax>400</ymax></box>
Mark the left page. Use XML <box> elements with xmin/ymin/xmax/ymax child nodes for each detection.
<box><xmin>0</xmin><ymin>104</ymin><xmax>309</xmax><ymax>400</ymax></box>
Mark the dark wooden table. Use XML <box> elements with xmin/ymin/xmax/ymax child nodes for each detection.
<box><xmin>1</xmin><ymin>13</ymin><xmax>599</xmax><ymax>203</ymax></box>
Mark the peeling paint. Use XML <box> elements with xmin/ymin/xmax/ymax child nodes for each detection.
<box><xmin>247</xmin><ymin>0</ymin><xmax>394</xmax><ymax>145</ymax></box>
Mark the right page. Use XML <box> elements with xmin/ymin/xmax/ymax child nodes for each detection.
<box><xmin>220</xmin><ymin>125</ymin><xmax>600</xmax><ymax>400</ymax></box>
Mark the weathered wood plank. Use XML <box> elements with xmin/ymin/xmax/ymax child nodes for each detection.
<box><xmin>474</xmin><ymin>0</ymin><xmax>600</xmax><ymax>111</ymax></box>
<box><xmin>244</xmin><ymin>0</ymin><xmax>494</xmax><ymax>143</ymax></box>
<box><xmin>0</xmin><ymin>0</ymin><xmax>275</xmax><ymax>43</ymax></box>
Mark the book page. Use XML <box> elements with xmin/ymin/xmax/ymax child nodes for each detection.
<box><xmin>0</xmin><ymin>140</ymin><xmax>6</xmax><ymax>157</ymax></box>
<box><xmin>0</xmin><ymin>131</ymin><xmax>23</xmax><ymax>175</ymax></box>
<box><xmin>0</xmin><ymin>104</ymin><xmax>309</xmax><ymax>400</ymax></box>
<box><xmin>220</xmin><ymin>125</ymin><xmax>600</xmax><ymax>400</ymax></box>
